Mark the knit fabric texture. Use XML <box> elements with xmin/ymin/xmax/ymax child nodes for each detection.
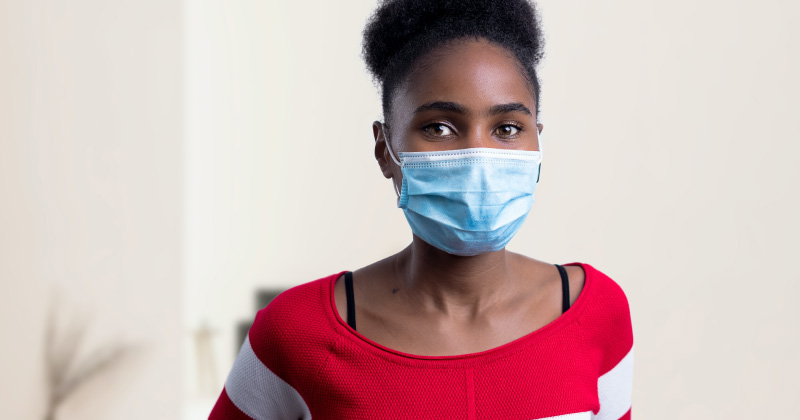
<box><xmin>209</xmin><ymin>262</ymin><xmax>634</xmax><ymax>420</ymax></box>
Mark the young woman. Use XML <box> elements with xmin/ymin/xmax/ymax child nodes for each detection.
<box><xmin>210</xmin><ymin>0</ymin><xmax>633</xmax><ymax>419</ymax></box>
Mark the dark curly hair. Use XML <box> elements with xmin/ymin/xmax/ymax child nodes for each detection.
<box><xmin>362</xmin><ymin>0</ymin><xmax>545</xmax><ymax>123</ymax></box>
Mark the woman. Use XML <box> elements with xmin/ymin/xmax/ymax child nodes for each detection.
<box><xmin>210</xmin><ymin>0</ymin><xmax>633</xmax><ymax>419</ymax></box>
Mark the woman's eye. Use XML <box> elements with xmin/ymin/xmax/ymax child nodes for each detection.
<box><xmin>495</xmin><ymin>124</ymin><xmax>520</xmax><ymax>137</ymax></box>
<box><xmin>423</xmin><ymin>123</ymin><xmax>454</xmax><ymax>137</ymax></box>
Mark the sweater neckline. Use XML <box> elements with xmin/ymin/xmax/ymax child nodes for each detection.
<box><xmin>324</xmin><ymin>262</ymin><xmax>593</xmax><ymax>365</ymax></box>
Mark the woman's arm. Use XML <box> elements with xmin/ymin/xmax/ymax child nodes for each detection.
<box><xmin>593</xmin><ymin>344</ymin><xmax>634</xmax><ymax>420</ymax></box>
<box><xmin>208</xmin><ymin>278</ymin><xmax>337</xmax><ymax>420</ymax></box>
<box><xmin>579</xmin><ymin>265</ymin><xmax>635</xmax><ymax>420</ymax></box>
<box><xmin>208</xmin><ymin>335</ymin><xmax>310</xmax><ymax>420</ymax></box>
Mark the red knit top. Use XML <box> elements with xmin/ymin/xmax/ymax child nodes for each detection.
<box><xmin>209</xmin><ymin>262</ymin><xmax>634</xmax><ymax>420</ymax></box>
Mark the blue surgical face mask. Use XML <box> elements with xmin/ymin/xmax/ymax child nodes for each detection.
<box><xmin>386</xmin><ymin>133</ymin><xmax>542</xmax><ymax>256</ymax></box>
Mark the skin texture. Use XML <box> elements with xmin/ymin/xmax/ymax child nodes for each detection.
<box><xmin>334</xmin><ymin>38</ymin><xmax>585</xmax><ymax>356</ymax></box>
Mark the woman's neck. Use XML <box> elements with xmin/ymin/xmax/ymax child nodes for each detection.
<box><xmin>393</xmin><ymin>236</ymin><xmax>520</xmax><ymax>319</ymax></box>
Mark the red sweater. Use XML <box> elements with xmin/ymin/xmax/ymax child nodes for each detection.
<box><xmin>210</xmin><ymin>262</ymin><xmax>634</xmax><ymax>420</ymax></box>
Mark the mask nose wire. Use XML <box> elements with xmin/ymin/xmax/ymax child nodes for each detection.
<box><xmin>384</xmin><ymin>135</ymin><xmax>402</xmax><ymax>198</ymax></box>
<box><xmin>385</xmin><ymin>130</ymin><xmax>542</xmax><ymax>196</ymax></box>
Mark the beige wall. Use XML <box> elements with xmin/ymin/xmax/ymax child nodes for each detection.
<box><xmin>0</xmin><ymin>0</ymin><xmax>182</xmax><ymax>419</ymax></box>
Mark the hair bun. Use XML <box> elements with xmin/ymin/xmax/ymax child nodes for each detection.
<box><xmin>362</xmin><ymin>0</ymin><xmax>545</xmax><ymax>118</ymax></box>
<box><xmin>363</xmin><ymin>0</ymin><xmax>544</xmax><ymax>82</ymax></box>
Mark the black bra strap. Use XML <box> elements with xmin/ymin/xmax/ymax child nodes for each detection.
<box><xmin>346</xmin><ymin>268</ymin><xmax>567</xmax><ymax>329</ymax></box>
<box><xmin>555</xmin><ymin>264</ymin><xmax>570</xmax><ymax>313</ymax></box>
<box><xmin>344</xmin><ymin>271</ymin><xmax>356</xmax><ymax>330</ymax></box>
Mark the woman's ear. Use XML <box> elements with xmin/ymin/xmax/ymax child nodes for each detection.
<box><xmin>373</xmin><ymin>121</ymin><xmax>394</xmax><ymax>179</ymax></box>
<box><xmin>536</xmin><ymin>123</ymin><xmax>544</xmax><ymax>151</ymax></box>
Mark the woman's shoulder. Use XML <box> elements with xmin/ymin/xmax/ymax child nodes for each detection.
<box><xmin>565</xmin><ymin>262</ymin><xmax>630</xmax><ymax>311</ymax></box>
<box><xmin>247</xmin><ymin>272</ymin><xmax>345</xmax><ymax>366</ymax></box>
<box><xmin>567</xmin><ymin>262</ymin><xmax>634</xmax><ymax>374</ymax></box>
<box><xmin>221</xmin><ymin>274</ymin><xmax>345</xmax><ymax>417</ymax></box>
<box><xmin>253</xmin><ymin>271</ymin><xmax>344</xmax><ymax>336</ymax></box>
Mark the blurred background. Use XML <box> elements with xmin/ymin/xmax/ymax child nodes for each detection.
<box><xmin>1</xmin><ymin>0</ymin><xmax>798</xmax><ymax>419</ymax></box>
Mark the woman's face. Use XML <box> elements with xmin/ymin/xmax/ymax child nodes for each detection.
<box><xmin>374</xmin><ymin>38</ymin><xmax>542</xmax><ymax>184</ymax></box>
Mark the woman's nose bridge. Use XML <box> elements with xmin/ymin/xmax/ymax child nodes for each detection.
<box><xmin>461</xmin><ymin>121</ymin><xmax>492</xmax><ymax>148</ymax></box>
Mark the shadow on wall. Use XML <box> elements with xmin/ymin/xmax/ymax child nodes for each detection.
<box><xmin>43</xmin><ymin>285</ymin><xmax>148</xmax><ymax>420</ymax></box>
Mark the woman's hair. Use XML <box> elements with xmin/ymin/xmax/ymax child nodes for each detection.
<box><xmin>362</xmin><ymin>0</ymin><xmax>545</xmax><ymax>123</ymax></box>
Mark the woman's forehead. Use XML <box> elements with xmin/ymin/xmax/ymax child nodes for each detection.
<box><xmin>390</xmin><ymin>39</ymin><xmax>536</xmax><ymax>121</ymax></box>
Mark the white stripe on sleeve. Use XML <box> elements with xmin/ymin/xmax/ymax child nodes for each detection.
<box><xmin>225</xmin><ymin>335</ymin><xmax>311</xmax><ymax>420</ymax></box>
<box><xmin>593</xmin><ymin>344</ymin><xmax>634</xmax><ymax>420</ymax></box>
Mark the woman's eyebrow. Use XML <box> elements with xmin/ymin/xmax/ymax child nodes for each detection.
<box><xmin>486</xmin><ymin>102</ymin><xmax>532</xmax><ymax>116</ymax></box>
<box><xmin>412</xmin><ymin>101</ymin><xmax>532</xmax><ymax>117</ymax></box>
<box><xmin>413</xmin><ymin>101</ymin><xmax>468</xmax><ymax>115</ymax></box>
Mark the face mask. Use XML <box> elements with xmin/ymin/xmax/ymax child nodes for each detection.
<box><xmin>386</xmin><ymin>133</ymin><xmax>542</xmax><ymax>256</ymax></box>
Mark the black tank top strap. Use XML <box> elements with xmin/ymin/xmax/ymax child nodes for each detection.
<box><xmin>555</xmin><ymin>264</ymin><xmax>570</xmax><ymax>314</ymax></box>
<box><xmin>344</xmin><ymin>271</ymin><xmax>356</xmax><ymax>330</ymax></box>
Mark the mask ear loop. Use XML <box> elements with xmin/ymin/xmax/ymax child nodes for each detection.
<box><xmin>383</xmin><ymin>131</ymin><xmax>403</xmax><ymax>200</ymax></box>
